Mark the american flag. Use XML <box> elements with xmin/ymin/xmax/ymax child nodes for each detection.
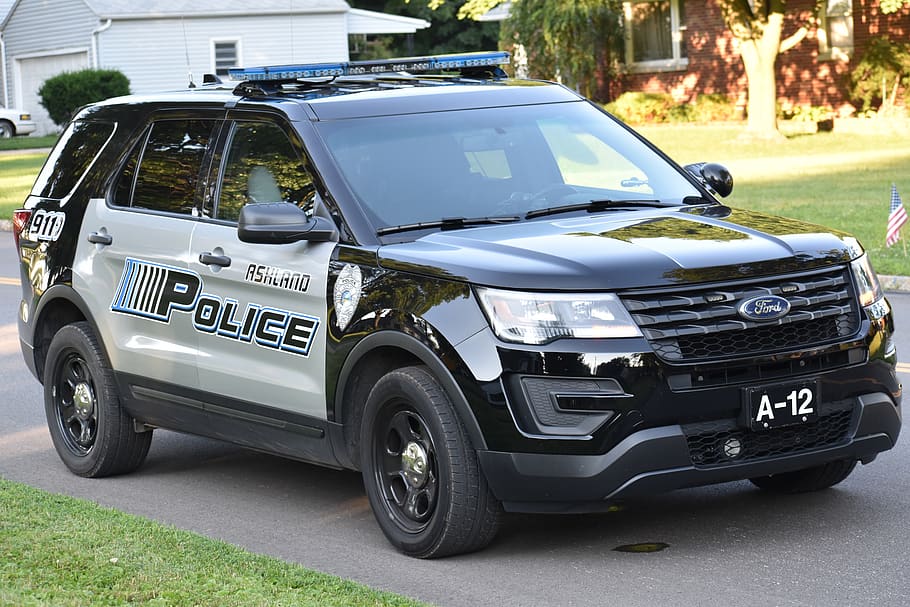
<box><xmin>886</xmin><ymin>184</ymin><xmax>908</xmax><ymax>247</ymax></box>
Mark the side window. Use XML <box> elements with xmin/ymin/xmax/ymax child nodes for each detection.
<box><xmin>216</xmin><ymin>121</ymin><xmax>315</xmax><ymax>223</ymax></box>
<box><xmin>118</xmin><ymin>119</ymin><xmax>217</xmax><ymax>214</ymax></box>
<box><xmin>31</xmin><ymin>121</ymin><xmax>115</xmax><ymax>199</ymax></box>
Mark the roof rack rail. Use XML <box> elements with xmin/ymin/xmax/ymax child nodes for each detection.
<box><xmin>228</xmin><ymin>51</ymin><xmax>510</xmax><ymax>83</ymax></box>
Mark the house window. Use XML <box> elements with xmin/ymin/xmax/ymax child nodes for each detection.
<box><xmin>624</xmin><ymin>0</ymin><xmax>688</xmax><ymax>72</ymax></box>
<box><xmin>818</xmin><ymin>0</ymin><xmax>853</xmax><ymax>61</ymax></box>
<box><xmin>212</xmin><ymin>40</ymin><xmax>240</xmax><ymax>77</ymax></box>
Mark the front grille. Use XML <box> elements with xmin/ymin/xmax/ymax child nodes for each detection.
<box><xmin>621</xmin><ymin>267</ymin><xmax>861</xmax><ymax>363</ymax></box>
<box><xmin>667</xmin><ymin>347</ymin><xmax>862</xmax><ymax>391</ymax></box>
<box><xmin>682</xmin><ymin>399</ymin><xmax>855</xmax><ymax>468</ymax></box>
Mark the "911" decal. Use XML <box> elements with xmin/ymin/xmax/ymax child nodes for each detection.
<box><xmin>28</xmin><ymin>210</ymin><xmax>66</xmax><ymax>241</ymax></box>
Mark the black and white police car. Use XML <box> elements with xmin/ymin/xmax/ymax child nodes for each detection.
<box><xmin>13</xmin><ymin>52</ymin><xmax>902</xmax><ymax>558</ymax></box>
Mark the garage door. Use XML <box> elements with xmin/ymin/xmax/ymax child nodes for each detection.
<box><xmin>16</xmin><ymin>51</ymin><xmax>90</xmax><ymax>135</ymax></box>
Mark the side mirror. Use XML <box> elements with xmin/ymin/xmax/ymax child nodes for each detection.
<box><xmin>238</xmin><ymin>202</ymin><xmax>338</xmax><ymax>244</ymax></box>
<box><xmin>684</xmin><ymin>162</ymin><xmax>734</xmax><ymax>198</ymax></box>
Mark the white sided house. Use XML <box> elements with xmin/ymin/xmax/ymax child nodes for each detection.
<box><xmin>1</xmin><ymin>0</ymin><xmax>429</xmax><ymax>134</ymax></box>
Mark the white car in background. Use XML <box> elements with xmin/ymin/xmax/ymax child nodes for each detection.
<box><xmin>0</xmin><ymin>106</ymin><xmax>37</xmax><ymax>137</ymax></box>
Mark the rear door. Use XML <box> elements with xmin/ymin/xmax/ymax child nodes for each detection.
<box><xmin>76</xmin><ymin>115</ymin><xmax>222</xmax><ymax>388</ymax></box>
<box><xmin>188</xmin><ymin>115</ymin><xmax>335</xmax><ymax>419</ymax></box>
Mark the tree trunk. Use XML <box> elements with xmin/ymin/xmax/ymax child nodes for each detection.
<box><xmin>740</xmin><ymin>40</ymin><xmax>781</xmax><ymax>138</ymax></box>
<box><xmin>719</xmin><ymin>4</ymin><xmax>818</xmax><ymax>141</ymax></box>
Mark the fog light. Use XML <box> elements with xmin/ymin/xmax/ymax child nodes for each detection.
<box><xmin>723</xmin><ymin>437</ymin><xmax>743</xmax><ymax>459</ymax></box>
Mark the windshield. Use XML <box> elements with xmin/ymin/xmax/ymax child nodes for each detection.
<box><xmin>316</xmin><ymin>100</ymin><xmax>703</xmax><ymax>232</ymax></box>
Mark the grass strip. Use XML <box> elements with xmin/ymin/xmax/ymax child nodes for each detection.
<box><xmin>0</xmin><ymin>135</ymin><xmax>58</xmax><ymax>151</ymax></box>
<box><xmin>0</xmin><ymin>153</ymin><xmax>47</xmax><ymax>216</ymax></box>
<box><xmin>0</xmin><ymin>478</ymin><xmax>427</xmax><ymax>607</ymax></box>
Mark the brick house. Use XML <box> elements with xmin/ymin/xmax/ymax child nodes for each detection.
<box><xmin>622</xmin><ymin>0</ymin><xmax>910</xmax><ymax>114</ymax></box>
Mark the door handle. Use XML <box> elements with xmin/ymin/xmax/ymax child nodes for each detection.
<box><xmin>199</xmin><ymin>252</ymin><xmax>232</xmax><ymax>268</ymax></box>
<box><xmin>87</xmin><ymin>232</ymin><xmax>112</xmax><ymax>245</ymax></box>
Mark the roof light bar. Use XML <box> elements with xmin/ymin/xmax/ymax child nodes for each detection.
<box><xmin>229</xmin><ymin>51</ymin><xmax>510</xmax><ymax>82</ymax></box>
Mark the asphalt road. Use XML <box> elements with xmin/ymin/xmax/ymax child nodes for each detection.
<box><xmin>1</xmin><ymin>233</ymin><xmax>908</xmax><ymax>607</ymax></box>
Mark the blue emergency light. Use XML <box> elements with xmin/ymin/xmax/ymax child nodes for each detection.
<box><xmin>229</xmin><ymin>51</ymin><xmax>510</xmax><ymax>82</ymax></box>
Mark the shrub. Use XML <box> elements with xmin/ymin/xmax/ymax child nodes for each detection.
<box><xmin>606</xmin><ymin>92</ymin><xmax>678</xmax><ymax>123</ymax></box>
<box><xmin>38</xmin><ymin>69</ymin><xmax>130</xmax><ymax>125</ymax></box>
<box><xmin>848</xmin><ymin>37</ymin><xmax>910</xmax><ymax>112</ymax></box>
<box><xmin>691</xmin><ymin>94</ymin><xmax>737</xmax><ymax>122</ymax></box>
<box><xmin>605</xmin><ymin>92</ymin><xmax>736</xmax><ymax>124</ymax></box>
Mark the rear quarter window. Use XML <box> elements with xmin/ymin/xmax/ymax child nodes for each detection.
<box><xmin>30</xmin><ymin>121</ymin><xmax>115</xmax><ymax>199</ymax></box>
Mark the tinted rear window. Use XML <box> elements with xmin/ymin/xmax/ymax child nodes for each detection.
<box><xmin>30</xmin><ymin>121</ymin><xmax>115</xmax><ymax>199</ymax></box>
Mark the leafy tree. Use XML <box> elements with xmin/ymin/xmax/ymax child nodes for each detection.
<box><xmin>432</xmin><ymin>0</ymin><xmax>827</xmax><ymax>138</ymax></box>
<box><xmin>880</xmin><ymin>0</ymin><xmax>910</xmax><ymax>13</ymax></box>
<box><xmin>500</xmin><ymin>0</ymin><xmax>623</xmax><ymax>101</ymax></box>
<box><xmin>38</xmin><ymin>69</ymin><xmax>129</xmax><ymax>125</ymax></box>
<box><xmin>348</xmin><ymin>0</ymin><xmax>498</xmax><ymax>58</ymax></box>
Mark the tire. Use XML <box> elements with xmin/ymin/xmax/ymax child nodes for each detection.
<box><xmin>750</xmin><ymin>459</ymin><xmax>857</xmax><ymax>493</ymax></box>
<box><xmin>360</xmin><ymin>366</ymin><xmax>501</xmax><ymax>558</ymax></box>
<box><xmin>44</xmin><ymin>322</ymin><xmax>152</xmax><ymax>477</ymax></box>
<box><xmin>0</xmin><ymin>120</ymin><xmax>13</xmax><ymax>138</ymax></box>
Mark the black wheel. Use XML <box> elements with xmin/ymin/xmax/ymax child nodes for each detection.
<box><xmin>0</xmin><ymin>120</ymin><xmax>13</xmax><ymax>138</ymax></box>
<box><xmin>361</xmin><ymin>366</ymin><xmax>501</xmax><ymax>558</ymax></box>
<box><xmin>750</xmin><ymin>459</ymin><xmax>857</xmax><ymax>493</ymax></box>
<box><xmin>44</xmin><ymin>322</ymin><xmax>152</xmax><ymax>477</ymax></box>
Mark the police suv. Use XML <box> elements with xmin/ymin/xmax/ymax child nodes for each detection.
<box><xmin>14</xmin><ymin>52</ymin><xmax>902</xmax><ymax>558</ymax></box>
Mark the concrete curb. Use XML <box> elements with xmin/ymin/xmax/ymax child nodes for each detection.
<box><xmin>0</xmin><ymin>217</ymin><xmax>907</xmax><ymax>291</ymax></box>
<box><xmin>879</xmin><ymin>275</ymin><xmax>910</xmax><ymax>293</ymax></box>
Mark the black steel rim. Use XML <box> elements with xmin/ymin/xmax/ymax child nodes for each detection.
<box><xmin>52</xmin><ymin>350</ymin><xmax>98</xmax><ymax>456</ymax></box>
<box><xmin>372</xmin><ymin>404</ymin><xmax>439</xmax><ymax>533</ymax></box>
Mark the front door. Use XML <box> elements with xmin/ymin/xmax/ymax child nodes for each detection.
<box><xmin>190</xmin><ymin>118</ymin><xmax>334</xmax><ymax>418</ymax></box>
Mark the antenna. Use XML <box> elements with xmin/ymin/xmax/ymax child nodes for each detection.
<box><xmin>289</xmin><ymin>0</ymin><xmax>295</xmax><ymax>62</ymax></box>
<box><xmin>182</xmin><ymin>17</ymin><xmax>195</xmax><ymax>88</ymax></box>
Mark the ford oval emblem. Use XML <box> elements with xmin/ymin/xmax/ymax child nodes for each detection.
<box><xmin>737</xmin><ymin>295</ymin><xmax>790</xmax><ymax>322</ymax></box>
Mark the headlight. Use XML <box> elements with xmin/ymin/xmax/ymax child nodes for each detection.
<box><xmin>850</xmin><ymin>254</ymin><xmax>883</xmax><ymax>307</ymax></box>
<box><xmin>476</xmin><ymin>287</ymin><xmax>642</xmax><ymax>345</ymax></box>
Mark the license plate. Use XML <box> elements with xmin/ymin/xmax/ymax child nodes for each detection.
<box><xmin>746</xmin><ymin>381</ymin><xmax>819</xmax><ymax>430</ymax></box>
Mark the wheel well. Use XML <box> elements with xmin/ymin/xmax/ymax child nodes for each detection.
<box><xmin>33</xmin><ymin>299</ymin><xmax>87</xmax><ymax>383</ymax></box>
<box><xmin>338</xmin><ymin>346</ymin><xmax>420</xmax><ymax>470</ymax></box>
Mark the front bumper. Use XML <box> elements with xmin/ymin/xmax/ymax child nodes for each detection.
<box><xmin>478</xmin><ymin>391</ymin><xmax>901</xmax><ymax>513</ymax></box>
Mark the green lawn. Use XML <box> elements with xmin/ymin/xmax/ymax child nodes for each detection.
<box><xmin>0</xmin><ymin>152</ymin><xmax>47</xmax><ymax>216</ymax></box>
<box><xmin>0</xmin><ymin>478</ymin><xmax>426</xmax><ymax>607</ymax></box>
<box><xmin>2</xmin><ymin>123</ymin><xmax>908</xmax><ymax>274</ymax></box>
<box><xmin>0</xmin><ymin>134</ymin><xmax>58</xmax><ymax>151</ymax></box>
<box><xmin>637</xmin><ymin>123</ymin><xmax>910</xmax><ymax>275</ymax></box>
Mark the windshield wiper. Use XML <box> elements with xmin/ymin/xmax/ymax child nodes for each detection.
<box><xmin>525</xmin><ymin>199</ymin><xmax>667</xmax><ymax>220</ymax></box>
<box><xmin>377</xmin><ymin>215</ymin><xmax>521</xmax><ymax>237</ymax></box>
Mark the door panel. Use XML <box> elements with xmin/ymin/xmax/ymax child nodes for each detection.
<box><xmin>74</xmin><ymin>199</ymin><xmax>199</xmax><ymax>387</ymax></box>
<box><xmin>190</xmin><ymin>222</ymin><xmax>333</xmax><ymax>417</ymax></box>
<box><xmin>190</xmin><ymin>117</ymin><xmax>333</xmax><ymax>418</ymax></box>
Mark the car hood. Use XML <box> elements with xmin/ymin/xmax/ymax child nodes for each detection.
<box><xmin>376</xmin><ymin>206</ymin><xmax>858</xmax><ymax>290</ymax></box>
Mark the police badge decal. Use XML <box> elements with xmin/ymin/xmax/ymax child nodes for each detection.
<box><xmin>334</xmin><ymin>264</ymin><xmax>362</xmax><ymax>331</ymax></box>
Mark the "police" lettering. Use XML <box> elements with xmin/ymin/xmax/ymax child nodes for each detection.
<box><xmin>112</xmin><ymin>259</ymin><xmax>318</xmax><ymax>357</ymax></box>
